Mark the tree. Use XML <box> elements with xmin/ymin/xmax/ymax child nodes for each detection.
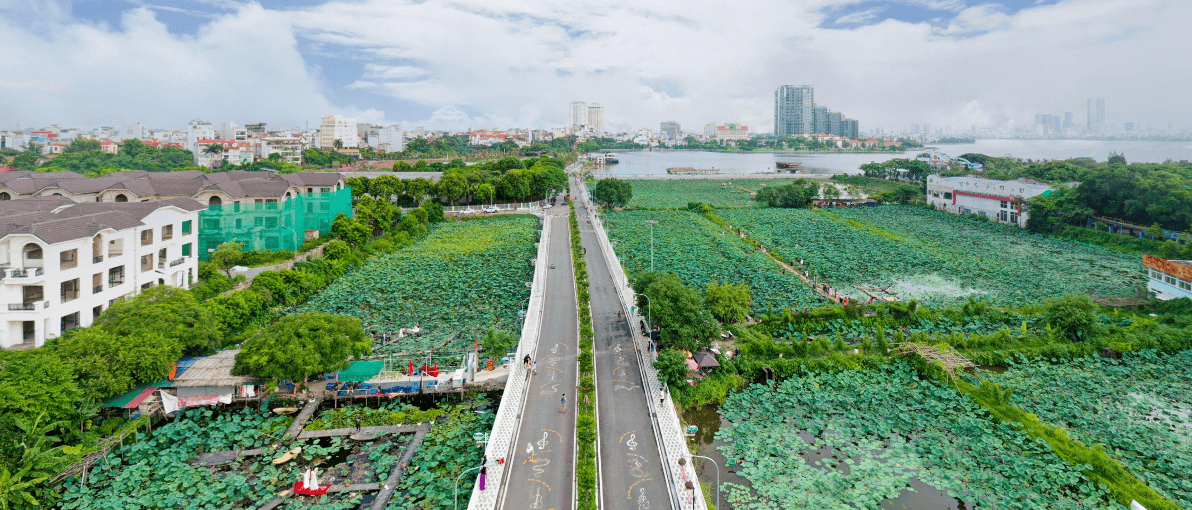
<box><xmin>705</xmin><ymin>281</ymin><xmax>752</xmax><ymax>324</ymax></box>
<box><xmin>369</xmin><ymin>175</ymin><xmax>401</xmax><ymax>201</ymax></box>
<box><xmin>331</xmin><ymin>212</ymin><xmax>370</xmax><ymax>247</ymax></box>
<box><xmin>0</xmin><ymin>351</ymin><xmax>82</xmax><ymax>424</ymax></box>
<box><xmin>1042</xmin><ymin>293</ymin><xmax>1099</xmax><ymax>342</ymax></box>
<box><xmin>1107</xmin><ymin>152</ymin><xmax>1127</xmax><ymax>165</ymax></box>
<box><xmin>332</xmin><ymin>139</ymin><xmax>344</xmax><ymax>151</ymax></box>
<box><xmin>233</xmin><ymin>313</ymin><xmax>370</xmax><ymax>383</ymax></box>
<box><xmin>202</xmin><ymin>143</ymin><xmax>224</xmax><ymax>156</ymax></box>
<box><xmin>267</xmin><ymin>152</ymin><xmax>283</xmax><ymax>162</ymax></box>
<box><xmin>820</xmin><ymin>184</ymin><xmax>842</xmax><ymax>200</ymax></box>
<box><xmin>250</xmin><ymin>269</ymin><xmax>326</xmax><ymax>307</ymax></box>
<box><xmin>405</xmin><ymin>177</ymin><xmax>436</xmax><ymax>205</ymax></box>
<box><xmin>1145</xmin><ymin>222</ymin><xmax>1166</xmax><ymax>241</ymax></box>
<box><xmin>474</xmin><ymin>183</ymin><xmax>496</xmax><ymax>204</ymax></box>
<box><xmin>208</xmin><ymin>240</ymin><xmax>245</xmax><ymax>278</ymax></box>
<box><xmin>592</xmin><ymin>178</ymin><xmax>633</xmax><ymax>209</ymax></box>
<box><xmin>92</xmin><ymin>286</ymin><xmax>223</xmax><ymax>354</ymax></box>
<box><xmin>756</xmin><ymin>180</ymin><xmax>819</xmax><ymax>208</ymax></box>
<box><xmin>64</xmin><ymin>138</ymin><xmax>100</xmax><ymax>153</ymax></box>
<box><xmin>47</xmin><ymin>328</ymin><xmax>181</xmax><ymax>400</ymax></box>
<box><xmin>1025</xmin><ymin>187</ymin><xmax>1091</xmax><ymax>233</ymax></box>
<box><xmin>0</xmin><ymin>413</ymin><xmax>73</xmax><ymax>510</ymax></box>
<box><xmin>324</xmin><ymin>239</ymin><xmax>351</xmax><ymax>261</ymax></box>
<box><xmin>481</xmin><ymin>328</ymin><xmax>518</xmax><ymax>358</ymax></box>
<box><xmin>355</xmin><ymin>195</ymin><xmax>399</xmax><ymax>235</ymax></box>
<box><xmin>653</xmin><ymin>349</ymin><xmax>689</xmax><ymax>389</ymax></box>
<box><xmin>633</xmin><ymin>272</ymin><xmax>718</xmax><ymax>352</ymax></box>
<box><xmin>412</xmin><ymin>160</ymin><xmax>429</xmax><ymax>171</ymax></box>
<box><xmin>437</xmin><ymin>173</ymin><xmax>468</xmax><ymax>205</ymax></box>
<box><xmin>422</xmin><ymin>201</ymin><xmax>445</xmax><ymax>223</ymax></box>
<box><xmin>393</xmin><ymin>161</ymin><xmax>413</xmax><ymax>172</ymax></box>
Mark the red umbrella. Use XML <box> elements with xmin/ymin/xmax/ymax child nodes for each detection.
<box><xmin>408</xmin><ymin>360</ymin><xmax>414</xmax><ymax>375</ymax></box>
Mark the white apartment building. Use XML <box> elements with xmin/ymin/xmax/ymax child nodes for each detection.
<box><xmin>220</xmin><ymin>121</ymin><xmax>248</xmax><ymax>142</ymax></box>
<box><xmin>0</xmin><ymin>196</ymin><xmax>204</xmax><ymax>349</ymax></box>
<box><xmin>255</xmin><ymin>137</ymin><xmax>305</xmax><ymax>164</ymax></box>
<box><xmin>376</xmin><ymin>125</ymin><xmax>404</xmax><ymax>152</ymax></box>
<box><xmin>194</xmin><ymin>139</ymin><xmax>254</xmax><ymax>168</ymax></box>
<box><xmin>926</xmin><ymin>175</ymin><xmax>1055</xmax><ymax>228</ymax></box>
<box><xmin>587</xmin><ymin>104</ymin><xmax>604</xmax><ymax>134</ymax></box>
<box><xmin>1143</xmin><ymin>254</ymin><xmax>1192</xmax><ymax>300</ymax></box>
<box><xmin>186</xmin><ymin>120</ymin><xmax>216</xmax><ymax>153</ymax></box>
<box><xmin>319</xmin><ymin>115</ymin><xmax>359</xmax><ymax>150</ymax></box>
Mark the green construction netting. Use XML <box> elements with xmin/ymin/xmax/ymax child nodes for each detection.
<box><xmin>338</xmin><ymin>361</ymin><xmax>384</xmax><ymax>382</ymax></box>
<box><xmin>197</xmin><ymin>187</ymin><xmax>353</xmax><ymax>260</ymax></box>
<box><xmin>103</xmin><ymin>380</ymin><xmax>173</xmax><ymax>408</ymax></box>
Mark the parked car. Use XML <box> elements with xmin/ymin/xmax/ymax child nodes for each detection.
<box><xmin>460</xmin><ymin>208</ymin><xmax>476</xmax><ymax>215</ymax></box>
<box><xmin>482</xmin><ymin>205</ymin><xmax>499</xmax><ymax>213</ymax></box>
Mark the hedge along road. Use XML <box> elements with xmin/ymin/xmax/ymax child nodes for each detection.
<box><xmin>575</xmin><ymin>183</ymin><xmax>669</xmax><ymax>510</ymax></box>
<box><xmin>500</xmin><ymin>203</ymin><xmax>578</xmax><ymax>510</ymax></box>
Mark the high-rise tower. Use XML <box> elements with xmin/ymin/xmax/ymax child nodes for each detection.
<box><xmin>570</xmin><ymin>101</ymin><xmax>587</xmax><ymax>130</ymax></box>
<box><xmin>774</xmin><ymin>85</ymin><xmax>814</xmax><ymax>136</ymax></box>
<box><xmin>587</xmin><ymin>103</ymin><xmax>604</xmax><ymax>134</ymax></box>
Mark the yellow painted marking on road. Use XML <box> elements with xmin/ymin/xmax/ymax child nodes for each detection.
<box><xmin>608</xmin><ymin>379</ymin><xmax>638</xmax><ymax>385</ymax></box>
<box><xmin>627</xmin><ymin>478</ymin><xmax>653</xmax><ymax>500</ymax></box>
<box><xmin>527</xmin><ymin>478</ymin><xmax>552</xmax><ymax>491</ymax></box>
<box><xmin>618</xmin><ymin>430</ymin><xmax>638</xmax><ymax>443</ymax></box>
<box><xmin>542</xmin><ymin>428</ymin><xmax>564</xmax><ymax>441</ymax></box>
<box><xmin>543</xmin><ymin>366</ymin><xmax>565</xmax><ymax>374</ymax></box>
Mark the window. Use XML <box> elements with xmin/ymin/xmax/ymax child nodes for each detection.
<box><xmin>1180</xmin><ymin>279</ymin><xmax>1192</xmax><ymax>291</ymax></box>
<box><xmin>1010</xmin><ymin>213</ymin><xmax>1019</xmax><ymax>224</ymax></box>
<box><xmin>1166</xmin><ymin>275</ymin><xmax>1177</xmax><ymax>285</ymax></box>
<box><xmin>234</xmin><ymin>202</ymin><xmax>241</xmax><ymax>212</ymax></box>
<box><xmin>22</xmin><ymin>286</ymin><xmax>43</xmax><ymax>303</ymax></box>
<box><xmin>59</xmin><ymin>249</ymin><xmax>78</xmax><ymax>270</ymax></box>
<box><xmin>60</xmin><ymin>278</ymin><xmax>80</xmax><ymax>302</ymax></box>
<box><xmin>61</xmin><ymin>312</ymin><xmax>81</xmax><ymax>332</ymax></box>
<box><xmin>182</xmin><ymin>220</ymin><xmax>192</xmax><ymax>235</ymax></box>
<box><xmin>321</xmin><ymin>187</ymin><xmax>330</xmax><ymax>193</ymax></box>
<box><xmin>943</xmin><ymin>192</ymin><xmax>952</xmax><ymax>200</ymax></box>
<box><xmin>141</xmin><ymin>282</ymin><xmax>154</xmax><ymax>290</ymax></box>
<box><xmin>141</xmin><ymin>254</ymin><xmax>153</xmax><ymax>272</ymax></box>
<box><xmin>265</xmin><ymin>217</ymin><xmax>278</xmax><ymax>229</ymax></box>
<box><xmin>140</xmin><ymin>229</ymin><xmax>153</xmax><ymax>246</ymax></box>
<box><xmin>92</xmin><ymin>273</ymin><xmax>103</xmax><ymax>294</ymax></box>
<box><xmin>254</xmin><ymin>217</ymin><xmax>264</xmax><ymax>227</ymax></box>
<box><xmin>182</xmin><ymin>243</ymin><xmax>192</xmax><ymax>257</ymax></box>
<box><xmin>93</xmin><ymin>305</ymin><xmax>103</xmax><ymax>319</ymax></box>
<box><xmin>162</xmin><ymin>224</ymin><xmax>174</xmax><ymax>241</ymax></box>
<box><xmin>1000</xmin><ymin>201</ymin><xmax>1009</xmax><ymax>209</ymax></box>
<box><xmin>202</xmin><ymin>219</ymin><xmax>220</xmax><ymax>231</ymax></box>
<box><xmin>236</xmin><ymin>218</ymin><xmax>243</xmax><ymax>229</ymax></box>
<box><xmin>109</xmin><ymin>267</ymin><xmax>126</xmax><ymax>285</ymax></box>
<box><xmin>23</xmin><ymin>244</ymin><xmax>42</xmax><ymax>260</ymax></box>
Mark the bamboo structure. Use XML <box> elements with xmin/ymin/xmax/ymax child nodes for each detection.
<box><xmin>892</xmin><ymin>342</ymin><xmax>976</xmax><ymax>382</ymax></box>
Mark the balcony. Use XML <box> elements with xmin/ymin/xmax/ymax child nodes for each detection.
<box><xmin>169</xmin><ymin>258</ymin><xmax>186</xmax><ymax>267</ymax></box>
<box><xmin>93</xmin><ymin>285</ymin><xmax>104</xmax><ymax>294</ymax></box>
<box><xmin>8</xmin><ymin>303</ymin><xmax>36</xmax><ymax>311</ymax></box>
<box><xmin>94</xmin><ymin>255</ymin><xmax>104</xmax><ymax>263</ymax></box>
<box><xmin>10</xmin><ymin>268</ymin><xmax>44</xmax><ymax>278</ymax></box>
<box><xmin>61</xmin><ymin>291</ymin><xmax>79</xmax><ymax>303</ymax></box>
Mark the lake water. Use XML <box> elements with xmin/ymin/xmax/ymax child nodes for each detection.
<box><xmin>596</xmin><ymin>140</ymin><xmax>1192</xmax><ymax>177</ymax></box>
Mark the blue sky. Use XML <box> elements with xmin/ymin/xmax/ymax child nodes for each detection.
<box><xmin>0</xmin><ymin>0</ymin><xmax>1187</xmax><ymax>133</ymax></box>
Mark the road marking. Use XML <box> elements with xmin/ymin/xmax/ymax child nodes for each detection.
<box><xmin>627</xmin><ymin>478</ymin><xmax>653</xmax><ymax>500</ymax></box>
<box><xmin>541</xmin><ymin>428</ymin><xmax>564</xmax><ymax>442</ymax></box>
<box><xmin>638</xmin><ymin>486</ymin><xmax>651</xmax><ymax>509</ymax></box>
<box><xmin>527</xmin><ymin>478</ymin><xmax>552</xmax><ymax>491</ymax></box>
<box><xmin>626</xmin><ymin>433</ymin><xmax>638</xmax><ymax>451</ymax></box>
<box><xmin>619</xmin><ymin>430</ymin><xmax>638</xmax><ymax>443</ymax></box>
<box><xmin>539</xmin><ymin>382</ymin><xmax>559</xmax><ymax>394</ymax></box>
<box><xmin>531</xmin><ymin>456</ymin><xmax>550</xmax><ymax>477</ymax></box>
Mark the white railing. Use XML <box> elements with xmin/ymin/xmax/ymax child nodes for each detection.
<box><xmin>577</xmin><ymin>181</ymin><xmax>708</xmax><ymax>510</ymax></box>
<box><xmin>467</xmin><ymin>216</ymin><xmax>551</xmax><ymax>510</ymax></box>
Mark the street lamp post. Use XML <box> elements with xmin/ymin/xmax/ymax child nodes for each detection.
<box><xmin>644</xmin><ymin>220</ymin><xmax>658</xmax><ymax>271</ymax></box>
<box><xmin>454</xmin><ymin>464</ymin><xmax>484</xmax><ymax>510</ymax></box>
<box><xmin>633</xmin><ymin>292</ymin><xmax>653</xmax><ymax>332</ymax></box>
<box><xmin>685</xmin><ymin>453</ymin><xmax>721</xmax><ymax>510</ymax></box>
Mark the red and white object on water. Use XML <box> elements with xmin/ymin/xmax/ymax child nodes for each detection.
<box><xmin>294</xmin><ymin>468</ymin><xmax>332</xmax><ymax>495</ymax></box>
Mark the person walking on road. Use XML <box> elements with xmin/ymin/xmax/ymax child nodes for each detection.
<box><xmin>560</xmin><ymin>393</ymin><xmax>567</xmax><ymax>413</ymax></box>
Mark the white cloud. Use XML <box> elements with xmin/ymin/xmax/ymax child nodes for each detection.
<box><xmin>0</xmin><ymin>0</ymin><xmax>1188</xmax><ymax>133</ymax></box>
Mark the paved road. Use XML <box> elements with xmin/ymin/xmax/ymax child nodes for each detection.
<box><xmin>574</xmin><ymin>178</ymin><xmax>670</xmax><ymax>510</ymax></box>
<box><xmin>501</xmin><ymin>204</ymin><xmax>578</xmax><ymax>510</ymax></box>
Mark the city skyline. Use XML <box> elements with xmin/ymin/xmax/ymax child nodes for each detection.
<box><xmin>0</xmin><ymin>0</ymin><xmax>1189</xmax><ymax>134</ymax></box>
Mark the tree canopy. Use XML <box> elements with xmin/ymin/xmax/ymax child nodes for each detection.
<box><xmin>233</xmin><ymin>313</ymin><xmax>371</xmax><ymax>383</ymax></box>
<box><xmin>92</xmin><ymin>286</ymin><xmax>222</xmax><ymax>354</ymax></box>
<box><xmin>633</xmin><ymin>272</ymin><xmax>718</xmax><ymax>352</ymax></box>
<box><xmin>592</xmin><ymin>178</ymin><xmax>633</xmax><ymax>209</ymax></box>
<box><xmin>756</xmin><ymin>179</ymin><xmax>820</xmax><ymax>208</ymax></box>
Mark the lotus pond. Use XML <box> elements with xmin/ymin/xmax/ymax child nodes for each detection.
<box><xmin>603</xmin><ymin>209</ymin><xmax>827</xmax><ymax>312</ymax></box>
<box><xmin>990</xmin><ymin>350</ymin><xmax>1192</xmax><ymax>508</ymax></box>
<box><xmin>298</xmin><ymin>215</ymin><xmax>541</xmax><ymax>353</ymax></box>
<box><xmin>717</xmin><ymin>206</ymin><xmax>1145</xmax><ymax>306</ymax></box>
<box><xmin>621</xmin><ymin>178</ymin><xmax>797</xmax><ymax>208</ymax></box>
<box><xmin>716</xmin><ymin>362</ymin><xmax>1121</xmax><ymax>510</ymax></box>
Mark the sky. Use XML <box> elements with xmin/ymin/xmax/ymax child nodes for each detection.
<box><xmin>0</xmin><ymin>0</ymin><xmax>1188</xmax><ymax>134</ymax></box>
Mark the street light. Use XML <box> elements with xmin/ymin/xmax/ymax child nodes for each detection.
<box><xmin>643</xmin><ymin>220</ymin><xmax>658</xmax><ymax>271</ymax></box>
<box><xmin>633</xmin><ymin>292</ymin><xmax>653</xmax><ymax>333</ymax></box>
<box><xmin>684</xmin><ymin>453</ymin><xmax>721</xmax><ymax>510</ymax></box>
<box><xmin>454</xmin><ymin>464</ymin><xmax>484</xmax><ymax>510</ymax></box>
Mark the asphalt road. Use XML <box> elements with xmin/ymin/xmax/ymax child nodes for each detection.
<box><xmin>574</xmin><ymin>180</ymin><xmax>669</xmax><ymax>510</ymax></box>
<box><xmin>500</xmin><ymin>204</ymin><xmax>578</xmax><ymax>510</ymax></box>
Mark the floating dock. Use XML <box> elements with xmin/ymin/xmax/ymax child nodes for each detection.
<box><xmin>667</xmin><ymin>167</ymin><xmax>720</xmax><ymax>175</ymax></box>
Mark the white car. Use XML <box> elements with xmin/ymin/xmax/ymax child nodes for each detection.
<box><xmin>482</xmin><ymin>206</ymin><xmax>499</xmax><ymax>213</ymax></box>
<box><xmin>543</xmin><ymin>204</ymin><xmax>552</xmax><ymax>209</ymax></box>
<box><xmin>460</xmin><ymin>208</ymin><xmax>476</xmax><ymax>215</ymax></box>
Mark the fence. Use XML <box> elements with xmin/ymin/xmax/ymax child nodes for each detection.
<box><xmin>197</xmin><ymin>188</ymin><xmax>353</xmax><ymax>260</ymax></box>
<box><xmin>578</xmin><ymin>180</ymin><xmax>708</xmax><ymax>510</ymax></box>
<box><xmin>467</xmin><ymin>215</ymin><xmax>551</xmax><ymax>510</ymax></box>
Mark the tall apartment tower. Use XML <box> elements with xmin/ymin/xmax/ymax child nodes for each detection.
<box><xmin>570</xmin><ymin>101</ymin><xmax>587</xmax><ymax>129</ymax></box>
<box><xmin>319</xmin><ymin>114</ymin><xmax>359</xmax><ymax>150</ymax></box>
<box><xmin>587</xmin><ymin>104</ymin><xmax>604</xmax><ymax>134</ymax></box>
<box><xmin>774</xmin><ymin>85</ymin><xmax>814</xmax><ymax>136</ymax></box>
<box><xmin>660</xmin><ymin>121</ymin><xmax>681</xmax><ymax>140</ymax></box>
<box><xmin>1087</xmin><ymin>98</ymin><xmax>1105</xmax><ymax>131</ymax></box>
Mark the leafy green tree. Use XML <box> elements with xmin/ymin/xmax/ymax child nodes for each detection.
<box><xmin>474</xmin><ymin>183</ymin><xmax>496</xmax><ymax>204</ymax></box>
<box><xmin>331</xmin><ymin>212</ymin><xmax>370</xmax><ymax>247</ymax></box>
<box><xmin>47</xmin><ymin>328</ymin><xmax>180</xmax><ymax>400</ymax></box>
<box><xmin>1042</xmin><ymin>293</ymin><xmax>1099</xmax><ymax>342</ymax></box>
<box><xmin>592</xmin><ymin>178</ymin><xmax>633</xmax><ymax>209</ymax></box>
<box><xmin>393</xmin><ymin>161</ymin><xmax>413</xmax><ymax>172</ymax></box>
<box><xmin>497</xmin><ymin>169</ymin><xmax>530</xmax><ymax>201</ymax></box>
<box><xmin>345</xmin><ymin>176</ymin><xmax>370</xmax><ymax>198</ymax></box>
<box><xmin>233</xmin><ymin>313</ymin><xmax>370</xmax><ymax>383</ymax></box>
<box><xmin>202</xmin><ymin>143</ymin><xmax>224</xmax><ymax>156</ymax></box>
<box><xmin>481</xmin><ymin>328</ymin><xmax>518</xmax><ymax>358</ymax></box>
<box><xmin>249</xmin><ymin>269</ymin><xmax>325</xmax><ymax>306</ymax></box>
<box><xmin>208</xmin><ymin>240</ymin><xmax>245</xmax><ymax>278</ymax></box>
<box><xmin>422</xmin><ymin>201</ymin><xmax>445</xmax><ymax>222</ymax></box>
<box><xmin>355</xmin><ymin>195</ymin><xmax>399</xmax><ymax>235</ymax></box>
<box><xmin>653</xmin><ymin>349</ymin><xmax>690</xmax><ymax>389</ymax></box>
<box><xmin>633</xmin><ymin>272</ymin><xmax>718</xmax><ymax>352</ymax></box>
<box><xmin>0</xmin><ymin>351</ymin><xmax>82</xmax><ymax>423</ymax></box>
<box><xmin>1145</xmin><ymin>222</ymin><xmax>1166</xmax><ymax>241</ymax></box>
<box><xmin>756</xmin><ymin>179</ymin><xmax>819</xmax><ymax>208</ymax></box>
<box><xmin>63</xmin><ymin>138</ymin><xmax>100</xmax><ymax>153</ymax></box>
<box><xmin>332</xmin><ymin>139</ymin><xmax>344</xmax><ymax>151</ymax></box>
<box><xmin>396</xmin><ymin>213</ymin><xmax>428</xmax><ymax>237</ymax></box>
<box><xmin>704</xmin><ymin>281</ymin><xmax>752</xmax><ymax>324</ymax></box>
<box><xmin>1025</xmin><ymin>187</ymin><xmax>1091</xmax><ymax>233</ymax></box>
<box><xmin>204</xmin><ymin>289</ymin><xmax>268</xmax><ymax>335</ymax></box>
<box><xmin>405</xmin><ymin>177</ymin><xmax>436</xmax><ymax>204</ymax></box>
<box><xmin>412</xmin><ymin>160</ymin><xmax>429</xmax><ymax>171</ymax></box>
<box><xmin>1107</xmin><ymin>152</ymin><xmax>1127</xmax><ymax>165</ymax></box>
<box><xmin>820</xmin><ymin>184</ymin><xmax>842</xmax><ymax>200</ymax></box>
<box><xmin>369</xmin><ymin>175</ymin><xmax>401</xmax><ymax>201</ymax></box>
<box><xmin>437</xmin><ymin>173</ymin><xmax>468</xmax><ymax>205</ymax></box>
<box><xmin>324</xmin><ymin>239</ymin><xmax>351</xmax><ymax>261</ymax></box>
<box><xmin>94</xmin><ymin>286</ymin><xmax>222</xmax><ymax>354</ymax></box>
